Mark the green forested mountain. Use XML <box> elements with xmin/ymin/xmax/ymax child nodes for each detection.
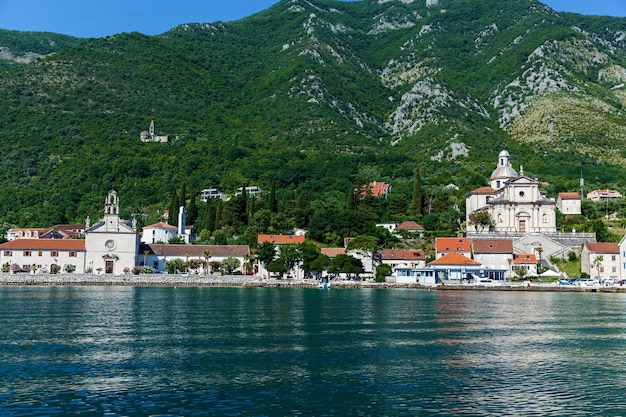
<box><xmin>1</xmin><ymin>0</ymin><xmax>626</xmax><ymax>242</ymax></box>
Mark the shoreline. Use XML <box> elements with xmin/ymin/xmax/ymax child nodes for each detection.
<box><xmin>0</xmin><ymin>273</ymin><xmax>624</xmax><ymax>293</ymax></box>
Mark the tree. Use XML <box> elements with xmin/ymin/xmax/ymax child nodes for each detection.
<box><xmin>422</xmin><ymin>213</ymin><xmax>439</xmax><ymax>231</ymax></box>
<box><xmin>309</xmin><ymin>254</ymin><xmax>331</xmax><ymax>279</ymax></box>
<box><xmin>257</xmin><ymin>241</ymin><xmax>276</xmax><ymax>268</ymax></box>
<box><xmin>328</xmin><ymin>254</ymin><xmax>364</xmax><ymax>280</ymax></box>
<box><xmin>221</xmin><ymin>257</ymin><xmax>241</xmax><ymax>275</ymax></box>
<box><xmin>203</xmin><ymin>250</ymin><xmax>212</xmax><ymax>276</ymax></box>
<box><xmin>278</xmin><ymin>244</ymin><xmax>302</xmax><ymax>278</ymax></box>
<box><xmin>411</xmin><ymin>167</ymin><xmax>423</xmax><ymax>216</ymax></box>
<box><xmin>266</xmin><ymin>257</ymin><xmax>288</xmax><ymax>278</ymax></box>
<box><xmin>593</xmin><ymin>255</ymin><xmax>603</xmax><ymax>279</ymax></box>
<box><xmin>468</xmin><ymin>211</ymin><xmax>494</xmax><ymax>232</ymax></box>
<box><xmin>164</xmin><ymin>258</ymin><xmax>185</xmax><ymax>274</ymax></box>
<box><xmin>347</xmin><ymin>234</ymin><xmax>381</xmax><ymax>272</ymax></box>
<box><xmin>375</xmin><ymin>263</ymin><xmax>392</xmax><ymax>282</ymax></box>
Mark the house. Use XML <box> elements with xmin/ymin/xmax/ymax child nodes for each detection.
<box><xmin>425</xmin><ymin>252</ymin><xmax>483</xmax><ymax>283</ymax></box>
<box><xmin>381</xmin><ymin>249</ymin><xmax>425</xmax><ymax>283</ymax></box>
<box><xmin>587</xmin><ymin>189</ymin><xmax>623</xmax><ymax>202</ymax></box>
<box><xmin>557</xmin><ymin>192</ymin><xmax>582</xmax><ymax>215</ymax></box>
<box><xmin>0</xmin><ymin>239</ymin><xmax>86</xmax><ymax>273</ymax></box>
<box><xmin>84</xmin><ymin>190</ymin><xmax>140</xmax><ymax>275</ymax></box>
<box><xmin>581</xmin><ymin>242</ymin><xmax>619</xmax><ymax>280</ymax></box>
<box><xmin>236</xmin><ymin>186</ymin><xmax>264</xmax><ymax>197</ymax></box>
<box><xmin>435</xmin><ymin>237</ymin><xmax>471</xmax><ymax>259</ymax></box>
<box><xmin>466</xmin><ymin>150</ymin><xmax>556</xmax><ymax>233</ymax></box>
<box><xmin>321</xmin><ymin>247</ymin><xmax>346</xmax><ymax>259</ymax></box>
<box><xmin>396</xmin><ymin>221</ymin><xmax>425</xmax><ymax>237</ymax></box>
<box><xmin>257</xmin><ymin>234</ymin><xmax>306</xmax><ymax>278</ymax></box>
<box><xmin>471</xmin><ymin>239</ymin><xmax>513</xmax><ymax>280</ymax></box>
<box><xmin>200</xmin><ymin>188</ymin><xmax>228</xmax><ymax>202</ymax></box>
<box><xmin>512</xmin><ymin>254</ymin><xmax>538</xmax><ymax>278</ymax></box>
<box><xmin>142</xmin><ymin>244</ymin><xmax>250</xmax><ymax>274</ymax></box>
<box><xmin>357</xmin><ymin>181</ymin><xmax>391</xmax><ymax>198</ymax></box>
<box><xmin>6</xmin><ymin>228</ymin><xmax>50</xmax><ymax>241</ymax></box>
<box><xmin>141</xmin><ymin>222</ymin><xmax>178</xmax><ymax>244</ymax></box>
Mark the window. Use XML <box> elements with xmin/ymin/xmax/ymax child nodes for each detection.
<box><xmin>69</xmin><ymin>251</ymin><xmax>77</xmax><ymax>257</ymax></box>
<box><xmin>23</xmin><ymin>251</ymin><xmax>31</xmax><ymax>257</ymax></box>
<box><xmin>612</xmin><ymin>256</ymin><xmax>616</xmax><ymax>261</ymax></box>
<box><xmin>3</xmin><ymin>251</ymin><xmax>11</xmax><ymax>256</ymax></box>
<box><xmin>50</xmin><ymin>251</ymin><xmax>59</xmax><ymax>257</ymax></box>
<box><xmin>612</xmin><ymin>267</ymin><xmax>617</xmax><ymax>273</ymax></box>
<box><xmin>38</xmin><ymin>251</ymin><xmax>43</xmax><ymax>256</ymax></box>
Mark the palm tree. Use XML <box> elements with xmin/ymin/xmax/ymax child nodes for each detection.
<box><xmin>593</xmin><ymin>255</ymin><xmax>603</xmax><ymax>280</ymax></box>
<box><xmin>143</xmin><ymin>250</ymin><xmax>150</xmax><ymax>267</ymax></box>
<box><xmin>203</xmin><ymin>250</ymin><xmax>211</xmax><ymax>276</ymax></box>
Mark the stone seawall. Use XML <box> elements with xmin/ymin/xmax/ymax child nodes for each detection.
<box><xmin>0</xmin><ymin>274</ymin><xmax>625</xmax><ymax>292</ymax></box>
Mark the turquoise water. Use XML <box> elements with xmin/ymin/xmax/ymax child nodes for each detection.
<box><xmin>1</xmin><ymin>287</ymin><xmax>625</xmax><ymax>416</ymax></box>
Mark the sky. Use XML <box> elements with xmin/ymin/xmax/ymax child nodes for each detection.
<box><xmin>0</xmin><ymin>0</ymin><xmax>624</xmax><ymax>39</ymax></box>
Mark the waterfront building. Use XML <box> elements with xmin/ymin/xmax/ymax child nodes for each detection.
<box><xmin>435</xmin><ymin>237</ymin><xmax>471</xmax><ymax>259</ymax></box>
<box><xmin>84</xmin><ymin>190</ymin><xmax>140</xmax><ymax>275</ymax></box>
<box><xmin>581</xmin><ymin>242</ymin><xmax>619</xmax><ymax>280</ymax></box>
<box><xmin>0</xmin><ymin>239</ymin><xmax>85</xmax><ymax>273</ymax></box>
<box><xmin>141</xmin><ymin>244</ymin><xmax>250</xmax><ymax>274</ymax></box>
<box><xmin>472</xmin><ymin>239</ymin><xmax>514</xmax><ymax>279</ymax></box>
<box><xmin>557</xmin><ymin>192</ymin><xmax>582</xmax><ymax>215</ymax></box>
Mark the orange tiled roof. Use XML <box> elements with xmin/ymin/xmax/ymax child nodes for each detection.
<box><xmin>358</xmin><ymin>181</ymin><xmax>391</xmax><ymax>197</ymax></box>
<box><xmin>143</xmin><ymin>222</ymin><xmax>177</xmax><ymax>230</ymax></box>
<box><xmin>428</xmin><ymin>252</ymin><xmax>481</xmax><ymax>266</ymax></box>
<box><xmin>382</xmin><ymin>249</ymin><xmax>425</xmax><ymax>261</ymax></box>
<box><xmin>586</xmin><ymin>242</ymin><xmax>619</xmax><ymax>254</ymax></box>
<box><xmin>558</xmin><ymin>192</ymin><xmax>581</xmax><ymax>200</ymax></box>
<box><xmin>0</xmin><ymin>239</ymin><xmax>85</xmax><ymax>251</ymax></box>
<box><xmin>472</xmin><ymin>239</ymin><xmax>513</xmax><ymax>254</ymax></box>
<box><xmin>469</xmin><ymin>187</ymin><xmax>496</xmax><ymax>195</ymax></box>
<box><xmin>257</xmin><ymin>234</ymin><xmax>305</xmax><ymax>245</ymax></box>
<box><xmin>321</xmin><ymin>247</ymin><xmax>346</xmax><ymax>257</ymax></box>
<box><xmin>436</xmin><ymin>237</ymin><xmax>471</xmax><ymax>253</ymax></box>
<box><xmin>514</xmin><ymin>254</ymin><xmax>537</xmax><ymax>264</ymax></box>
<box><xmin>396</xmin><ymin>221</ymin><xmax>424</xmax><ymax>231</ymax></box>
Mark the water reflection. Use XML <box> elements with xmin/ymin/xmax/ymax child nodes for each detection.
<box><xmin>1</xmin><ymin>287</ymin><xmax>626</xmax><ymax>415</ymax></box>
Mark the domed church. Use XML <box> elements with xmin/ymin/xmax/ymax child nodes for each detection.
<box><xmin>466</xmin><ymin>150</ymin><xmax>556</xmax><ymax>233</ymax></box>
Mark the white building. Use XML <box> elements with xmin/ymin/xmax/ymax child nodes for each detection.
<box><xmin>200</xmin><ymin>188</ymin><xmax>228</xmax><ymax>202</ymax></box>
<box><xmin>141</xmin><ymin>222</ymin><xmax>178</xmax><ymax>244</ymax></box>
<box><xmin>142</xmin><ymin>244</ymin><xmax>250</xmax><ymax>274</ymax></box>
<box><xmin>581</xmin><ymin>242</ymin><xmax>619</xmax><ymax>280</ymax></box>
<box><xmin>84</xmin><ymin>190</ymin><xmax>140</xmax><ymax>275</ymax></box>
<box><xmin>557</xmin><ymin>192</ymin><xmax>582</xmax><ymax>215</ymax></box>
<box><xmin>0</xmin><ymin>239</ymin><xmax>86</xmax><ymax>273</ymax></box>
<box><xmin>466</xmin><ymin>150</ymin><xmax>556</xmax><ymax>233</ymax></box>
<box><xmin>471</xmin><ymin>239</ymin><xmax>513</xmax><ymax>280</ymax></box>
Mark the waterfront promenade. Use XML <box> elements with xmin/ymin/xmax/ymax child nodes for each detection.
<box><xmin>0</xmin><ymin>273</ymin><xmax>625</xmax><ymax>292</ymax></box>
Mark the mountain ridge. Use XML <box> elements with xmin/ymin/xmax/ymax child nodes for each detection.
<box><xmin>0</xmin><ymin>0</ymin><xmax>625</xmax><ymax>233</ymax></box>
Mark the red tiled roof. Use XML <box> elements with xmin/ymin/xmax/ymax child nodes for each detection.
<box><xmin>257</xmin><ymin>234</ymin><xmax>305</xmax><ymax>245</ymax></box>
<box><xmin>436</xmin><ymin>238</ymin><xmax>471</xmax><ymax>253</ymax></box>
<box><xmin>145</xmin><ymin>244</ymin><xmax>250</xmax><ymax>257</ymax></box>
<box><xmin>558</xmin><ymin>192</ymin><xmax>581</xmax><ymax>200</ymax></box>
<box><xmin>586</xmin><ymin>242</ymin><xmax>619</xmax><ymax>254</ymax></box>
<box><xmin>357</xmin><ymin>181</ymin><xmax>391</xmax><ymax>197</ymax></box>
<box><xmin>472</xmin><ymin>239</ymin><xmax>513</xmax><ymax>254</ymax></box>
<box><xmin>396</xmin><ymin>221</ymin><xmax>424</xmax><ymax>231</ymax></box>
<box><xmin>514</xmin><ymin>254</ymin><xmax>537</xmax><ymax>264</ymax></box>
<box><xmin>321</xmin><ymin>247</ymin><xmax>346</xmax><ymax>257</ymax></box>
<box><xmin>143</xmin><ymin>222</ymin><xmax>177</xmax><ymax>230</ymax></box>
<box><xmin>0</xmin><ymin>239</ymin><xmax>85</xmax><ymax>251</ymax></box>
<box><xmin>468</xmin><ymin>187</ymin><xmax>496</xmax><ymax>195</ymax></box>
<box><xmin>382</xmin><ymin>249</ymin><xmax>424</xmax><ymax>261</ymax></box>
<box><xmin>428</xmin><ymin>252</ymin><xmax>481</xmax><ymax>266</ymax></box>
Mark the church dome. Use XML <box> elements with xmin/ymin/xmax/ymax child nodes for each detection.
<box><xmin>490</xmin><ymin>150</ymin><xmax>517</xmax><ymax>187</ymax></box>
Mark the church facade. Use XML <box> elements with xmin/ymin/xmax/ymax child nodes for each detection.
<box><xmin>466</xmin><ymin>150</ymin><xmax>557</xmax><ymax>233</ymax></box>
<box><xmin>84</xmin><ymin>190</ymin><xmax>140</xmax><ymax>274</ymax></box>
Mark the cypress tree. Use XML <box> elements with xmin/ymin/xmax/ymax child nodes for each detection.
<box><xmin>168</xmin><ymin>188</ymin><xmax>179</xmax><ymax>226</ymax></box>
<box><xmin>411</xmin><ymin>167</ymin><xmax>423</xmax><ymax>217</ymax></box>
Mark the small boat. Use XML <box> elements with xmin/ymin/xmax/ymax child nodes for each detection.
<box><xmin>318</xmin><ymin>277</ymin><xmax>331</xmax><ymax>289</ymax></box>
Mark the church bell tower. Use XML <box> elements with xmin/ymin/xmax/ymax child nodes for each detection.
<box><xmin>104</xmin><ymin>189</ymin><xmax>121</xmax><ymax>231</ymax></box>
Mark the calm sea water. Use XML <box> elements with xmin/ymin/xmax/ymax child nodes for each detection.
<box><xmin>0</xmin><ymin>286</ymin><xmax>625</xmax><ymax>416</ymax></box>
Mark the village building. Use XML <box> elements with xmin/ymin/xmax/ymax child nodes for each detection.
<box><xmin>141</xmin><ymin>244</ymin><xmax>250</xmax><ymax>274</ymax></box>
<box><xmin>200</xmin><ymin>188</ymin><xmax>228</xmax><ymax>202</ymax></box>
<box><xmin>466</xmin><ymin>150</ymin><xmax>556</xmax><ymax>233</ymax></box>
<box><xmin>471</xmin><ymin>239</ymin><xmax>513</xmax><ymax>279</ymax></box>
<box><xmin>435</xmin><ymin>237</ymin><xmax>471</xmax><ymax>259</ymax></box>
<box><xmin>512</xmin><ymin>254</ymin><xmax>538</xmax><ymax>278</ymax></box>
<box><xmin>141</xmin><ymin>222</ymin><xmax>178</xmax><ymax>244</ymax></box>
<box><xmin>557</xmin><ymin>192</ymin><xmax>582</xmax><ymax>215</ymax></box>
<box><xmin>84</xmin><ymin>190</ymin><xmax>140</xmax><ymax>275</ymax></box>
<box><xmin>0</xmin><ymin>239</ymin><xmax>86</xmax><ymax>273</ymax></box>
<box><xmin>357</xmin><ymin>181</ymin><xmax>391</xmax><ymax>198</ymax></box>
<box><xmin>586</xmin><ymin>189</ymin><xmax>623</xmax><ymax>202</ymax></box>
<box><xmin>581</xmin><ymin>242</ymin><xmax>620</xmax><ymax>280</ymax></box>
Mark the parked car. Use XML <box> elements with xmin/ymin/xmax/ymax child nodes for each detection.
<box><xmin>574</xmin><ymin>279</ymin><xmax>598</xmax><ymax>287</ymax></box>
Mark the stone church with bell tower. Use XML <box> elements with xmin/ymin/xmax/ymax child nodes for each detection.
<box><xmin>85</xmin><ymin>190</ymin><xmax>139</xmax><ymax>274</ymax></box>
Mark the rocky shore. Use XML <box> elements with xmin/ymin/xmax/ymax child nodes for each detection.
<box><xmin>0</xmin><ymin>273</ymin><xmax>625</xmax><ymax>292</ymax></box>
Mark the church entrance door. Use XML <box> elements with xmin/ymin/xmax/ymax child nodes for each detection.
<box><xmin>105</xmin><ymin>260</ymin><xmax>114</xmax><ymax>274</ymax></box>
